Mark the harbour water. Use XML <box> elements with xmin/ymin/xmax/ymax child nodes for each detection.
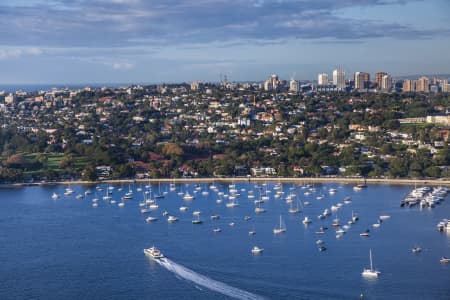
<box><xmin>0</xmin><ymin>182</ymin><xmax>449</xmax><ymax>299</ymax></box>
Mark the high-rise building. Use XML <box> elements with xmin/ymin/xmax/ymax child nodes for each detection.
<box><xmin>354</xmin><ymin>72</ymin><xmax>370</xmax><ymax>90</ymax></box>
<box><xmin>333</xmin><ymin>68</ymin><xmax>346</xmax><ymax>90</ymax></box>
<box><xmin>318</xmin><ymin>73</ymin><xmax>328</xmax><ymax>85</ymax></box>
<box><xmin>442</xmin><ymin>80</ymin><xmax>450</xmax><ymax>93</ymax></box>
<box><xmin>416</xmin><ymin>76</ymin><xmax>430</xmax><ymax>93</ymax></box>
<box><xmin>264</xmin><ymin>74</ymin><xmax>279</xmax><ymax>91</ymax></box>
<box><xmin>375</xmin><ymin>72</ymin><xmax>388</xmax><ymax>88</ymax></box>
<box><xmin>289</xmin><ymin>79</ymin><xmax>299</xmax><ymax>92</ymax></box>
<box><xmin>190</xmin><ymin>81</ymin><xmax>200</xmax><ymax>91</ymax></box>
<box><xmin>403</xmin><ymin>80</ymin><xmax>415</xmax><ymax>92</ymax></box>
<box><xmin>381</xmin><ymin>74</ymin><xmax>392</xmax><ymax>92</ymax></box>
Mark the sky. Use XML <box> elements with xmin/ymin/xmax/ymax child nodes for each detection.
<box><xmin>0</xmin><ymin>0</ymin><xmax>449</xmax><ymax>84</ymax></box>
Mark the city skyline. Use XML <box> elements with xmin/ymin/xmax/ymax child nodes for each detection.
<box><xmin>0</xmin><ymin>0</ymin><xmax>449</xmax><ymax>84</ymax></box>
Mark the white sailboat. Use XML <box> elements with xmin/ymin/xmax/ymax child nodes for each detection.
<box><xmin>273</xmin><ymin>215</ymin><xmax>286</xmax><ymax>234</ymax></box>
<box><xmin>362</xmin><ymin>249</ymin><xmax>380</xmax><ymax>278</ymax></box>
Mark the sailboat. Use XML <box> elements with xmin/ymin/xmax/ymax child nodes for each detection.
<box><xmin>273</xmin><ymin>215</ymin><xmax>286</xmax><ymax>234</ymax></box>
<box><xmin>154</xmin><ymin>182</ymin><xmax>164</xmax><ymax>199</ymax></box>
<box><xmin>192</xmin><ymin>212</ymin><xmax>203</xmax><ymax>224</ymax></box>
<box><xmin>362</xmin><ymin>249</ymin><xmax>380</xmax><ymax>278</ymax></box>
<box><xmin>288</xmin><ymin>198</ymin><xmax>301</xmax><ymax>214</ymax></box>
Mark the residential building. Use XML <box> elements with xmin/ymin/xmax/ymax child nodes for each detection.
<box><xmin>354</xmin><ymin>72</ymin><xmax>370</xmax><ymax>90</ymax></box>
<box><xmin>381</xmin><ymin>74</ymin><xmax>392</xmax><ymax>92</ymax></box>
<box><xmin>416</xmin><ymin>76</ymin><xmax>430</xmax><ymax>93</ymax></box>
<box><xmin>289</xmin><ymin>79</ymin><xmax>299</xmax><ymax>92</ymax></box>
<box><xmin>333</xmin><ymin>68</ymin><xmax>346</xmax><ymax>90</ymax></box>
<box><xmin>403</xmin><ymin>79</ymin><xmax>415</xmax><ymax>92</ymax></box>
<box><xmin>375</xmin><ymin>72</ymin><xmax>388</xmax><ymax>88</ymax></box>
<box><xmin>318</xmin><ymin>73</ymin><xmax>328</xmax><ymax>85</ymax></box>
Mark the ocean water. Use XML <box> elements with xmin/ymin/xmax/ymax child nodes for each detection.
<box><xmin>0</xmin><ymin>182</ymin><xmax>449</xmax><ymax>300</ymax></box>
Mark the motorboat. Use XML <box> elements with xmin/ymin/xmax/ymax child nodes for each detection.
<box><xmin>144</xmin><ymin>246</ymin><xmax>164</xmax><ymax>259</ymax></box>
<box><xmin>251</xmin><ymin>246</ymin><xmax>264</xmax><ymax>254</ymax></box>
<box><xmin>146</xmin><ymin>216</ymin><xmax>158</xmax><ymax>222</ymax></box>
<box><xmin>210</xmin><ymin>214</ymin><xmax>220</xmax><ymax>220</ymax></box>
<box><xmin>213</xmin><ymin>228</ymin><xmax>222</xmax><ymax>233</ymax></box>
<box><xmin>179</xmin><ymin>206</ymin><xmax>189</xmax><ymax>212</ymax></box>
<box><xmin>302</xmin><ymin>216</ymin><xmax>312</xmax><ymax>224</ymax></box>
<box><xmin>51</xmin><ymin>192</ymin><xmax>59</xmax><ymax>199</ymax></box>
<box><xmin>440</xmin><ymin>257</ymin><xmax>450</xmax><ymax>263</ymax></box>
<box><xmin>183</xmin><ymin>192</ymin><xmax>194</xmax><ymax>201</ymax></box>
<box><xmin>360</xmin><ymin>229</ymin><xmax>370</xmax><ymax>237</ymax></box>
<box><xmin>412</xmin><ymin>247</ymin><xmax>422</xmax><ymax>253</ymax></box>
<box><xmin>167</xmin><ymin>215</ymin><xmax>179</xmax><ymax>223</ymax></box>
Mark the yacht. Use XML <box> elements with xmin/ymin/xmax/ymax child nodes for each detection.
<box><xmin>144</xmin><ymin>246</ymin><xmax>164</xmax><ymax>259</ymax></box>
<box><xmin>179</xmin><ymin>206</ymin><xmax>189</xmax><ymax>212</ymax></box>
<box><xmin>251</xmin><ymin>246</ymin><xmax>264</xmax><ymax>254</ymax></box>
<box><xmin>362</xmin><ymin>249</ymin><xmax>380</xmax><ymax>278</ymax></box>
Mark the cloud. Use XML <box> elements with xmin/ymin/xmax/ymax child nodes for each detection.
<box><xmin>0</xmin><ymin>47</ymin><xmax>43</xmax><ymax>59</ymax></box>
<box><xmin>0</xmin><ymin>0</ymin><xmax>446</xmax><ymax>50</ymax></box>
<box><xmin>112</xmin><ymin>62</ymin><xmax>135</xmax><ymax>70</ymax></box>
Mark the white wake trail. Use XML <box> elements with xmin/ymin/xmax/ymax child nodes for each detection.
<box><xmin>157</xmin><ymin>258</ymin><xmax>265</xmax><ymax>300</ymax></box>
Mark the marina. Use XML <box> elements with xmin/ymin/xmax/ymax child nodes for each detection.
<box><xmin>1</xmin><ymin>182</ymin><xmax>450</xmax><ymax>299</ymax></box>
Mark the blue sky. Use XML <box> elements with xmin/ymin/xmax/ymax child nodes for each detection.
<box><xmin>0</xmin><ymin>0</ymin><xmax>449</xmax><ymax>84</ymax></box>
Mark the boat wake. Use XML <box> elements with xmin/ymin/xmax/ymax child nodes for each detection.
<box><xmin>157</xmin><ymin>258</ymin><xmax>265</xmax><ymax>300</ymax></box>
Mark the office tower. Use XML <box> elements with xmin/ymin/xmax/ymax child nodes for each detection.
<box><xmin>333</xmin><ymin>68</ymin><xmax>346</xmax><ymax>90</ymax></box>
<box><xmin>318</xmin><ymin>73</ymin><xmax>328</xmax><ymax>85</ymax></box>
<box><xmin>375</xmin><ymin>72</ymin><xmax>387</xmax><ymax>88</ymax></box>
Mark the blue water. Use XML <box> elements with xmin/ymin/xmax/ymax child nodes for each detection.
<box><xmin>0</xmin><ymin>182</ymin><xmax>449</xmax><ymax>300</ymax></box>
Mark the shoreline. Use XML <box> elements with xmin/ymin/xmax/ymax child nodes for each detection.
<box><xmin>2</xmin><ymin>177</ymin><xmax>450</xmax><ymax>188</ymax></box>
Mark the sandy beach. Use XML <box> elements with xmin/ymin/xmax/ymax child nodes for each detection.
<box><xmin>3</xmin><ymin>176</ymin><xmax>450</xmax><ymax>188</ymax></box>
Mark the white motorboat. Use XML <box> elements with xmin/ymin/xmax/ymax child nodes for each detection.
<box><xmin>146</xmin><ymin>216</ymin><xmax>158</xmax><ymax>222</ymax></box>
<box><xmin>51</xmin><ymin>192</ymin><xmax>59</xmax><ymax>199</ymax></box>
<box><xmin>362</xmin><ymin>249</ymin><xmax>380</xmax><ymax>278</ymax></box>
<box><xmin>302</xmin><ymin>216</ymin><xmax>312</xmax><ymax>224</ymax></box>
<box><xmin>412</xmin><ymin>247</ymin><xmax>422</xmax><ymax>253</ymax></box>
<box><xmin>144</xmin><ymin>246</ymin><xmax>164</xmax><ymax>259</ymax></box>
<box><xmin>213</xmin><ymin>228</ymin><xmax>222</xmax><ymax>233</ymax></box>
<box><xmin>251</xmin><ymin>246</ymin><xmax>264</xmax><ymax>254</ymax></box>
<box><xmin>440</xmin><ymin>256</ymin><xmax>450</xmax><ymax>263</ymax></box>
<box><xmin>167</xmin><ymin>215</ymin><xmax>178</xmax><ymax>223</ymax></box>
<box><xmin>183</xmin><ymin>192</ymin><xmax>194</xmax><ymax>201</ymax></box>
